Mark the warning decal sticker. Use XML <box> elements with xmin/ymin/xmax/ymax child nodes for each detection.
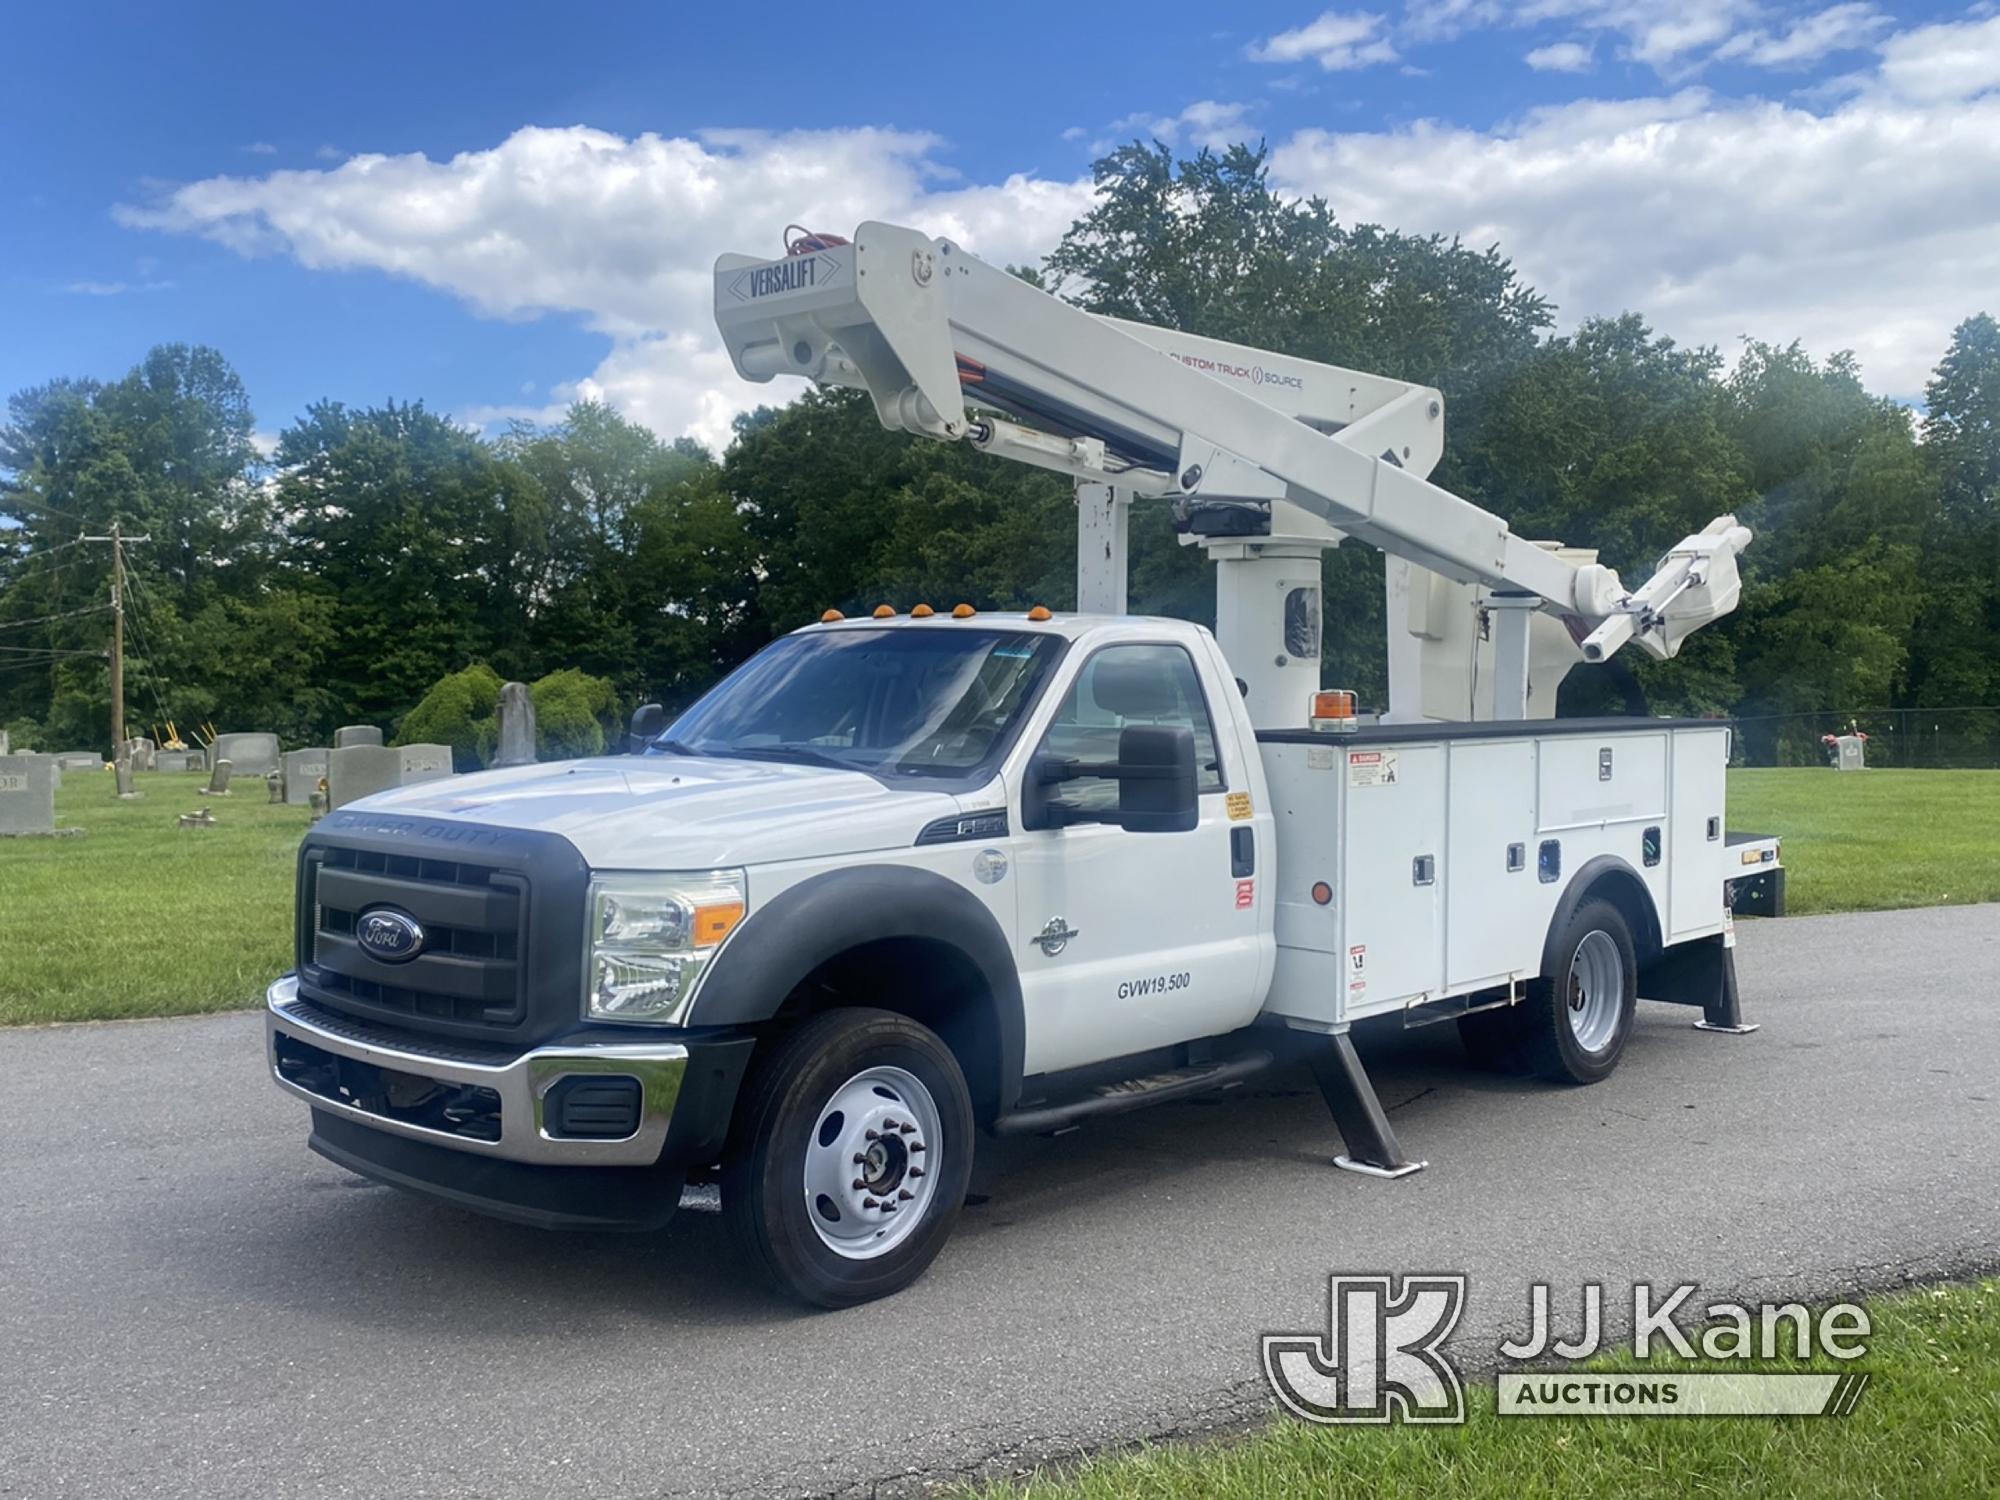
<box><xmin>1348</xmin><ymin>749</ymin><xmax>1400</xmax><ymax>787</ymax></box>
<box><xmin>1226</xmin><ymin>790</ymin><xmax>1254</xmax><ymax>820</ymax></box>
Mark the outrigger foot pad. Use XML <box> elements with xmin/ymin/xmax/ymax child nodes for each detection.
<box><xmin>1693</xmin><ymin>1019</ymin><xmax>1760</xmax><ymax>1035</ymax></box>
<box><xmin>1310</xmin><ymin>1032</ymin><xmax>1427</xmax><ymax>1178</ymax></box>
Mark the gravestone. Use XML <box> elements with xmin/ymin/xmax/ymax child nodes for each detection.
<box><xmin>335</xmin><ymin>725</ymin><xmax>384</xmax><ymax>749</ymax></box>
<box><xmin>0</xmin><ymin>728</ymin><xmax>9</xmax><ymax>755</ymax></box>
<box><xmin>326</xmin><ymin>742</ymin><xmax>456</xmax><ymax>809</ymax></box>
<box><xmin>209</xmin><ymin>732</ymin><xmax>280</xmax><ymax>778</ymax></box>
<box><xmin>55</xmin><ymin>752</ymin><xmax>103</xmax><ymax>772</ymax></box>
<box><xmin>267</xmin><ymin>772</ymin><xmax>286</xmax><ymax>804</ymax></box>
<box><xmin>0</xmin><ymin>753</ymin><xmax>57</xmax><ymax>836</ymax></box>
<box><xmin>115</xmin><ymin>758</ymin><xmax>140</xmax><ymax>800</ymax></box>
<box><xmin>494</xmin><ymin>681</ymin><xmax>538</xmax><ymax>767</ymax></box>
<box><xmin>282</xmin><ymin>749</ymin><xmax>329</xmax><ymax>806</ymax></box>
<box><xmin>309</xmin><ymin>787</ymin><xmax>328</xmax><ymax>822</ymax></box>
<box><xmin>155</xmin><ymin>750</ymin><xmax>194</xmax><ymax>774</ymax></box>
<box><xmin>399</xmin><ymin>743</ymin><xmax>454</xmax><ymax>784</ymax></box>
<box><xmin>122</xmin><ymin>737</ymin><xmax>157</xmax><ymax>772</ymax></box>
<box><xmin>200</xmin><ymin>759</ymin><xmax>234</xmax><ymax>797</ymax></box>
<box><xmin>178</xmin><ymin>807</ymin><xmax>216</xmax><ymax>830</ymax></box>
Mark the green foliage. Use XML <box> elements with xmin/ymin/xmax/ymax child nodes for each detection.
<box><xmin>1</xmin><ymin>167</ymin><xmax>1997</xmax><ymax>759</ymax></box>
<box><xmin>530</xmin><ymin>667</ymin><xmax>618</xmax><ymax>760</ymax></box>
<box><xmin>393</xmin><ymin>663</ymin><xmax>504</xmax><ymax>771</ymax></box>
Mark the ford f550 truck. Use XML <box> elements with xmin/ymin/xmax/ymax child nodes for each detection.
<box><xmin>265</xmin><ymin>223</ymin><xmax>1762</xmax><ymax>1306</ymax></box>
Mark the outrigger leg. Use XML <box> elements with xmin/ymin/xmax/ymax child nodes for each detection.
<box><xmin>1310</xmin><ymin>1032</ymin><xmax>1427</xmax><ymax>1179</ymax></box>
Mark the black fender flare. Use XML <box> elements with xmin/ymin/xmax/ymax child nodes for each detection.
<box><xmin>1540</xmin><ymin>854</ymin><xmax>1664</xmax><ymax>976</ymax></box>
<box><xmin>685</xmin><ymin>864</ymin><xmax>1026</xmax><ymax>1116</ymax></box>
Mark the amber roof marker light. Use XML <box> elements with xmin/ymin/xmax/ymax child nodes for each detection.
<box><xmin>820</xmin><ymin>608</ymin><xmax>845</xmax><ymax>623</ymax></box>
<box><xmin>911</xmin><ymin>603</ymin><xmax>936</xmax><ymax>618</ymax></box>
<box><xmin>952</xmin><ymin>603</ymin><xmax>976</xmax><ymax>618</ymax></box>
<box><xmin>1027</xmin><ymin>605</ymin><xmax>1052</xmax><ymax>621</ymax></box>
<box><xmin>872</xmin><ymin>604</ymin><xmax>895</xmax><ymax>618</ymax></box>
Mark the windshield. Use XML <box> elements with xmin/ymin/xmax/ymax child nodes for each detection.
<box><xmin>659</xmin><ymin>627</ymin><xmax>1064</xmax><ymax>779</ymax></box>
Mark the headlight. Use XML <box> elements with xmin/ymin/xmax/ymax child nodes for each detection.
<box><xmin>585</xmin><ymin>870</ymin><xmax>746</xmax><ymax>1025</ymax></box>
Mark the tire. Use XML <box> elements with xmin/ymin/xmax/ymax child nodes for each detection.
<box><xmin>1520</xmin><ymin>898</ymin><xmax>1638</xmax><ymax>1085</ymax></box>
<box><xmin>721</xmin><ymin>1007</ymin><xmax>974</xmax><ymax>1308</ymax></box>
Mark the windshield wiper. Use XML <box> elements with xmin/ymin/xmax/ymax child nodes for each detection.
<box><xmin>649</xmin><ymin>737</ymin><xmax>703</xmax><ymax>756</ymax></box>
<box><xmin>721</xmin><ymin>744</ymin><xmax>864</xmax><ymax>772</ymax></box>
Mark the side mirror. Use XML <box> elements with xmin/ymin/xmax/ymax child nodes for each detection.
<box><xmin>626</xmin><ymin>703</ymin><xmax>665</xmax><ymax>754</ymax></box>
<box><xmin>1112</xmin><ymin>724</ymin><xmax>1198</xmax><ymax>833</ymax></box>
<box><xmin>1024</xmin><ymin>724</ymin><xmax>1198</xmax><ymax>833</ymax></box>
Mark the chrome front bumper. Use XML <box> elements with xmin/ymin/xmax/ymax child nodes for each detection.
<box><xmin>265</xmin><ymin>976</ymin><xmax>688</xmax><ymax>1166</ymax></box>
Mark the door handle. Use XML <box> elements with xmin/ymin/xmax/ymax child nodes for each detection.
<box><xmin>1230</xmin><ymin>826</ymin><xmax>1254</xmax><ymax>878</ymax></box>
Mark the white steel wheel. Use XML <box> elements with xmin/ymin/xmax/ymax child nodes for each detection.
<box><xmin>802</xmin><ymin>1065</ymin><xmax>943</xmax><ymax>1260</ymax></box>
<box><xmin>722</xmin><ymin>1007</ymin><xmax>974</xmax><ymax>1307</ymax></box>
<box><xmin>1565</xmin><ymin>930</ymin><xmax>1625</xmax><ymax>1054</ymax></box>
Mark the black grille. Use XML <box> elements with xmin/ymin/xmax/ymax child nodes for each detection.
<box><xmin>296</xmin><ymin>812</ymin><xmax>590</xmax><ymax>1046</ymax></box>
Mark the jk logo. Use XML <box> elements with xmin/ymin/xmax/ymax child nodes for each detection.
<box><xmin>1262</xmin><ymin>1274</ymin><xmax>1467</xmax><ymax>1425</ymax></box>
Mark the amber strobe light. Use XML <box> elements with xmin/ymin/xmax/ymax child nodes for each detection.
<box><xmin>1309</xmin><ymin>689</ymin><xmax>1358</xmax><ymax>733</ymax></box>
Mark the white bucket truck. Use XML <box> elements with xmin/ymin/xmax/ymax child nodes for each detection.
<box><xmin>265</xmin><ymin>223</ymin><xmax>1760</xmax><ymax>1305</ymax></box>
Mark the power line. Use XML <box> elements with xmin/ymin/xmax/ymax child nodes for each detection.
<box><xmin>0</xmin><ymin>602</ymin><xmax>113</xmax><ymax>633</ymax></box>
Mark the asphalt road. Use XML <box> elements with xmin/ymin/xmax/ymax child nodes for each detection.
<box><xmin>4</xmin><ymin>903</ymin><xmax>1998</xmax><ymax>1499</ymax></box>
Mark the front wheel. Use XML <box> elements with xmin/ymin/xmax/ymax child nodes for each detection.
<box><xmin>722</xmin><ymin>1008</ymin><xmax>974</xmax><ymax>1307</ymax></box>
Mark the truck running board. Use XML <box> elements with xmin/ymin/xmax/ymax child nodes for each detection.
<box><xmin>993</xmin><ymin>1051</ymin><xmax>1274</xmax><ymax>1136</ymax></box>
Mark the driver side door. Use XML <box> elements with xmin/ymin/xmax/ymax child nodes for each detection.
<box><xmin>1008</xmin><ymin>641</ymin><xmax>1263</xmax><ymax>1076</ymax></box>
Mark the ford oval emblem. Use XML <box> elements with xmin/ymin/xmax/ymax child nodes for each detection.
<box><xmin>356</xmin><ymin>907</ymin><xmax>426</xmax><ymax>964</ymax></box>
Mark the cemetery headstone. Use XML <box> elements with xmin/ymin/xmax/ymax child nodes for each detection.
<box><xmin>122</xmin><ymin>737</ymin><xmax>157</xmax><ymax>772</ymax></box>
<box><xmin>178</xmin><ymin>807</ymin><xmax>216</xmax><ymax>830</ymax></box>
<box><xmin>209</xmin><ymin>732</ymin><xmax>281</xmax><ymax>778</ymax></box>
<box><xmin>326</xmin><ymin>742</ymin><xmax>457</xmax><ymax>808</ymax></box>
<box><xmin>282</xmin><ymin>749</ymin><xmax>329</xmax><ymax>805</ymax></box>
<box><xmin>55</xmin><ymin>752</ymin><xmax>103</xmax><ymax>772</ymax></box>
<box><xmin>0</xmin><ymin>753</ymin><xmax>58</xmax><ymax>836</ymax></box>
<box><xmin>115</xmin><ymin>758</ymin><xmax>140</xmax><ymax>800</ymax></box>
<box><xmin>494</xmin><ymin>681</ymin><xmax>538</xmax><ymax>767</ymax></box>
<box><xmin>309</xmin><ymin>787</ymin><xmax>329</xmax><ymax>821</ymax></box>
<box><xmin>156</xmin><ymin>750</ymin><xmax>194</xmax><ymax>774</ymax></box>
<box><xmin>0</xmin><ymin>728</ymin><xmax>10</xmax><ymax>755</ymax></box>
<box><xmin>201</xmin><ymin>759</ymin><xmax>234</xmax><ymax>797</ymax></box>
<box><xmin>400</xmin><ymin>743</ymin><xmax>454</xmax><ymax>784</ymax></box>
<box><xmin>267</xmin><ymin>772</ymin><xmax>286</xmax><ymax>804</ymax></box>
<box><xmin>335</xmin><ymin>725</ymin><xmax>384</xmax><ymax>749</ymax></box>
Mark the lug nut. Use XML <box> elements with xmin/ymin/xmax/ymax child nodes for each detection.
<box><xmin>898</xmin><ymin>1189</ymin><xmax>915</xmax><ymax>1201</ymax></box>
<box><xmin>853</xmin><ymin>1179</ymin><xmax>867</xmax><ymax>1191</ymax></box>
<box><xmin>865</xmin><ymin>1129</ymin><xmax>881</xmax><ymax>1142</ymax></box>
<box><xmin>910</xmin><ymin>1143</ymin><xmax>925</xmax><ymax>1154</ymax></box>
<box><xmin>863</xmin><ymin>1197</ymin><xmax>880</xmax><ymax>1209</ymax></box>
<box><xmin>881</xmin><ymin>1117</ymin><xmax>900</xmax><ymax>1130</ymax></box>
<box><xmin>899</xmin><ymin>1122</ymin><xmax>916</xmax><ymax>1134</ymax></box>
<box><xmin>908</xmin><ymin>1167</ymin><xmax>924</xmax><ymax>1179</ymax></box>
<box><xmin>852</xmin><ymin>1153</ymin><xmax>867</xmax><ymax>1165</ymax></box>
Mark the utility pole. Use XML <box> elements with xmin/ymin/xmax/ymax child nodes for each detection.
<box><xmin>80</xmin><ymin>522</ymin><xmax>149</xmax><ymax>752</ymax></box>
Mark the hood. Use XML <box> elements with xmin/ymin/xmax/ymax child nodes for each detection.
<box><xmin>347</xmin><ymin>754</ymin><xmax>966</xmax><ymax>869</ymax></box>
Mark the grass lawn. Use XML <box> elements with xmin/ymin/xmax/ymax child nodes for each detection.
<box><xmin>0</xmin><ymin>765</ymin><xmax>1994</xmax><ymax>1027</ymax></box>
<box><xmin>973</xmin><ymin>1279</ymin><xmax>2000</xmax><ymax>1500</ymax></box>
<box><xmin>0</xmin><ymin>767</ymin><xmax>305</xmax><ymax>1027</ymax></box>
<box><xmin>1727</xmin><ymin>768</ymin><xmax>2000</xmax><ymax>916</ymax></box>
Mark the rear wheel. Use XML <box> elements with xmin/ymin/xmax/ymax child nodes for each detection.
<box><xmin>1521</xmin><ymin>899</ymin><xmax>1637</xmax><ymax>1084</ymax></box>
<box><xmin>722</xmin><ymin>1008</ymin><xmax>973</xmax><ymax>1307</ymax></box>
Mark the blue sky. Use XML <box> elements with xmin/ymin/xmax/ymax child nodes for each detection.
<box><xmin>4</xmin><ymin>2</ymin><xmax>1996</xmax><ymax>451</ymax></box>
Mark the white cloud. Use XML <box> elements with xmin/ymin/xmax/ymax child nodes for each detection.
<box><xmin>1875</xmin><ymin>13</ymin><xmax>2000</xmax><ymax>102</ymax></box>
<box><xmin>1525</xmin><ymin>39</ymin><xmax>1593</xmax><ymax>71</ymax></box>
<box><xmin>243</xmin><ymin>141</ymin><xmax>278</xmax><ymax>156</ymax></box>
<box><xmin>65</xmin><ymin>280</ymin><xmax>130</xmax><ymax>296</ymax></box>
<box><xmin>1268</xmin><ymin>75</ymin><xmax>2000</xmax><ymax>397</ymax></box>
<box><xmin>1717</xmin><ymin>3</ymin><xmax>1889</xmax><ymax>68</ymax></box>
<box><xmin>1091</xmin><ymin>100</ymin><xmax>1256</xmax><ymax>154</ymax></box>
<box><xmin>118</xmin><ymin>126</ymin><xmax>1089</xmax><ymax>450</ymax></box>
<box><xmin>314</xmin><ymin>144</ymin><xmax>344</xmax><ymax>161</ymax></box>
<box><xmin>1248</xmin><ymin>10</ymin><xmax>1399</xmax><ymax>71</ymax></box>
<box><xmin>117</xmin><ymin>16</ymin><xmax>2000</xmax><ymax>444</ymax></box>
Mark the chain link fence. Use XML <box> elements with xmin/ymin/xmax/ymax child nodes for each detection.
<box><xmin>1730</xmin><ymin>706</ymin><xmax>2000</xmax><ymax>768</ymax></box>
